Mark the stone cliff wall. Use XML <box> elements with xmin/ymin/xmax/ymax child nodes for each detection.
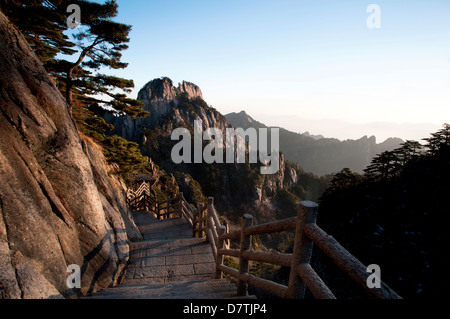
<box><xmin>0</xmin><ymin>11</ymin><xmax>141</xmax><ymax>299</ymax></box>
<box><xmin>105</xmin><ymin>77</ymin><xmax>218</xmax><ymax>142</ymax></box>
<box><xmin>104</xmin><ymin>77</ymin><xmax>290</xmax><ymax>217</ymax></box>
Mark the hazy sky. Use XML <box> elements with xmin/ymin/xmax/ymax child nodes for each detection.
<box><xmin>108</xmin><ymin>0</ymin><xmax>450</xmax><ymax>142</ymax></box>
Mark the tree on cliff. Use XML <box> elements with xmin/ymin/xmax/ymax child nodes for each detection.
<box><xmin>423</xmin><ymin>123</ymin><xmax>450</xmax><ymax>155</ymax></box>
<box><xmin>0</xmin><ymin>0</ymin><xmax>76</xmax><ymax>62</ymax></box>
<box><xmin>363</xmin><ymin>140</ymin><xmax>423</xmax><ymax>180</ymax></box>
<box><xmin>0</xmin><ymin>0</ymin><xmax>147</xmax><ymax>119</ymax></box>
<box><xmin>0</xmin><ymin>0</ymin><xmax>151</xmax><ymax>183</ymax></box>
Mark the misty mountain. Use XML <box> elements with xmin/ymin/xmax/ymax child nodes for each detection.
<box><xmin>225</xmin><ymin>111</ymin><xmax>403</xmax><ymax>176</ymax></box>
<box><xmin>104</xmin><ymin>78</ymin><xmax>330</xmax><ymax>223</ymax></box>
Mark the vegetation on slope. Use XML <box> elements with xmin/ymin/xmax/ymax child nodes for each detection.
<box><xmin>1</xmin><ymin>0</ymin><xmax>151</xmax><ymax>184</ymax></box>
<box><xmin>256</xmin><ymin>125</ymin><xmax>450</xmax><ymax>299</ymax></box>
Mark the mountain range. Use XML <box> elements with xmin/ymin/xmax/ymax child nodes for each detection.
<box><xmin>225</xmin><ymin>111</ymin><xmax>403</xmax><ymax>175</ymax></box>
<box><xmin>103</xmin><ymin>77</ymin><xmax>404</xmax><ymax>225</ymax></box>
<box><xmin>106</xmin><ymin>77</ymin><xmax>403</xmax><ymax>177</ymax></box>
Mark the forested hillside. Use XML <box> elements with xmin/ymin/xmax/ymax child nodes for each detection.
<box><xmin>313</xmin><ymin>125</ymin><xmax>450</xmax><ymax>298</ymax></box>
<box><xmin>226</xmin><ymin>111</ymin><xmax>403</xmax><ymax>175</ymax></box>
<box><xmin>105</xmin><ymin>77</ymin><xmax>331</xmax><ymax>227</ymax></box>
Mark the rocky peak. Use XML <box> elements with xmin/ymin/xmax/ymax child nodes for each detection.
<box><xmin>179</xmin><ymin>80</ymin><xmax>203</xmax><ymax>100</ymax></box>
<box><xmin>138</xmin><ymin>77</ymin><xmax>177</xmax><ymax>102</ymax></box>
<box><xmin>137</xmin><ymin>77</ymin><xmax>203</xmax><ymax>104</ymax></box>
<box><xmin>104</xmin><ymin>77</ymin><xmax>294</xmax><ymax>219</ymax></box>
<box><xmin>225</xmin><ymin>111</ymin><xmax>267</xmax><ymax>130</ymax></box>
<box><xmin>107</xmin><ymin>77</ymin><xmax>216</xmax><ymax>142</ymax></box>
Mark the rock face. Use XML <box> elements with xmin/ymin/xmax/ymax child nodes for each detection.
<box><xmin>104</xmin><ymin>77</ymin><xmax>290</xmax><ymax>220</ymax></box>
<box><xmin>106</xmin><ymin>77</ymin><xmax>210</xmax><ymax>142</ymax></box>
<box><xmin>0</xmin><ymin>11</ymin><xmax>141</xmax><ymax>299</ymax></box>
<box><xmin>137</xmin><ymin>78</ymin><xmax>204</xmax><ymax>127</ymax></box>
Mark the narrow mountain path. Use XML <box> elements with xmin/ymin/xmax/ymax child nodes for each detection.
<box><xmin>89</xmin><ymin>211</ymin><xmax>250</xmax><ymax>299</ymax></box>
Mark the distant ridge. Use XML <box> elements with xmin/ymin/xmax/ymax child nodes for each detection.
<box><xmin>225</xmin><ymin>111</ymin><xmax>403</xmax><ymax>175</ymax></box>
<box><xmin>226</xmin><ymin>111</ymin><xmax>324</xmax><ymax>140</ymax></box>
<box><xmin>105</xmin><ymin>77</ymin><xmax>403</xmax><ymax>176</ymax></box>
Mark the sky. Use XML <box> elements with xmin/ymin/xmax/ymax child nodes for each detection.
<box><xmin>105</xmin><ymin>0</ymin><xmax>450</xmax><ymax>142</ymax></box>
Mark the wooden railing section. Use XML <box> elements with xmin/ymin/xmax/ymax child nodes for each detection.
<box><xmin>127</xmin><ymin>184</ymin><xmax>401</xmax><ymax>299</ymax></box>
<box><xmin>200</xmin><ymin>198</ymin><xmax>401</xmax><ymax>299</ymax></box>
<box><xmin>127</xmin><ymin>183</ymin><xmax>184</xmax><ymax>220</ymax></box>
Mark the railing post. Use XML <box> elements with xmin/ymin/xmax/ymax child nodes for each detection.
<box><xmin>202</xmin><ymin>203</ymin><xmax>207</xmax><ymax>238</ymax></box>
<box><xmin>178</xmin><ymin>192</ymin><xmax>183</xmax><ymax>218</ymax></box>
<box><xmin>286</xmin><ymin>201</ymin><xmax>319</xmax><ymax>299</ymax></box>
<box><xmin>198</xmin><ymin>203</ymin><xmax>204</xmax><ymax>238</ymax></box>
<box><xmin>224</xmin><ymin>221</ymin><xmax>230</xmax><ymax>249</ymax></box>
<box><xmin>144</xmin><ymin>193</ymin><xmax>148</xmax><ymax>212</ymax></box>
<box><xmin>193</xmin><ymin>207</ymin><xmax>198</xmax><ymax>238</ymax></box>
<box><xmin>215</xmin><ymin>225</ymin><xmax>226</xmax><ymax>279</ymax></box>
<box><xmin>206</xmin><ymin>197</ymin><xmax>214</xmax><ymax>243</ymax></box>
<box><xmin>167</xmin><ymin>198</ymin><xmax>171</xmax><ymax>220</ymax></box>
<box><xmin>237</xmin><ymin>214</ymin><xmax>253</xmax><ymax>296</ymax></box>
<box><xmin>157</xmin><ymin>200</ymin><xmax>161</xmax><ymax>220</ymax></box>
<box><xmin>208</xmin><ymin>197</ymin><xmax>214</xmax><ymax>213</ymax></box>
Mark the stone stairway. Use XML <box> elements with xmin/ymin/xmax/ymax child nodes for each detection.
<box><xmin>88</xmin><ymin>279</ymin><xmax>241</xmax><ymax>299</ymax></box>
<box><xmin>89</xmin><ymin>211</ymin><xmax>253</xmax><ymax>299</ymax></box>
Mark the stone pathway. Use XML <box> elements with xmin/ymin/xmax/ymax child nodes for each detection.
<box><xmin>123</xmin><ymin>237</ymin><xmax>216</xmax><ymax>284</ymax></box>
<box><xmin>122</xmin><ymin>211</ymin><xmax>215</xmax><ymax>284</ymax></box>
<box><xmin>132</xmin><ymin>211</ymin><xmax>194</xmax><ymax>241</ymax></box>
<box><xmin>88</xmin><ymin>279</ymin><xmax>241</xmax><ymax>299</ymax></box>
<box><xmin>89</xmin><ymin>211</ymin><xmax>251</xmax><ymax>299</ymax></box>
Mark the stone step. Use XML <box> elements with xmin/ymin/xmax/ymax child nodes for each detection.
<box><xmin>85</xmin><ymin>213</ymin><xmax>257</xmax><ymax>299</ymax></box>
<box><xmin>88</xmin><ymin>279</ymin><xmax>254</xmax><ymax>299</ymax></box>
<box><xmin>99</xmin><ymin>279</ymin><xmax>236</xmax><ymax>293</ymax></box>
<box><xmin>132</xmin><ymin>213</ymin><xmax>193</xmax><ymax>241</ymax></box>
<box><xmin>123</xmin><ymin>237</ymin><xmax>216</xmax><ymax>285</ymax></box>
<box><xmin>89</xmin><ymin>291</ymin><xmax>254</xmax><ymax>299</ymax></box>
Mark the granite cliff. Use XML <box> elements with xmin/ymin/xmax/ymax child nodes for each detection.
<box><xmin>105</xmin><ymin>77</ymin><xmax>221</xmax><ymax>143</ymax></box>
<box><xmin>105</xmin><ymin>78</ymin><xmax>326</xmax><ymax>224</ymax></box>
<box><xmin>0</xmin><ymin>11</ymin><xmax>141</xmax><ymax>299</ymax></box>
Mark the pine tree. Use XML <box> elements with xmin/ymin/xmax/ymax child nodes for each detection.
<box><xmin>0</xmin><ymin>0</ymin><xmax>76</xmax><ymax>62</ymax></box>
<box><xmin>395</xmin><ymin>140</ymin><xmax>423</xmax><ymax>165</ymax></box>
<box><xmin>51</xmin><ymin>0</ymin><xmax>148</xmax><ymax>118</ymax></box>
<box><xmin>1</xmin><ymin>0</ymin><xmax>152</xmax><ymax>183</ymax></box>
<box><xmin>363</xmin><ymin>150</ymin><xmax>398</xmax><ymax>180</ymax></box>
<box><xmin>1</xmin><ymin>0</ymin><xmax>147</xmax><ymax>119</ymax></box>
<box><xmin>321</xmin><ymin>168</ymin><xmax>362</xmax><ymax>198</ymax></box>
<box><xmin>423</xmin><ymin>123</ymin><xmax>450</xmax><ymax>155</ymax></box>
<box><xmin>363</xmin><ymin>140</ymin><xmax>423</xmax><ymax>180</ymax></box>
